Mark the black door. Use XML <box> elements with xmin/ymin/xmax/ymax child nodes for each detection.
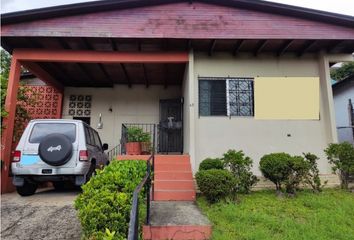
<box><xmin>159</xmin><ymin>98</ymin><xmax>183</xmax><ymax>153</ymax></box>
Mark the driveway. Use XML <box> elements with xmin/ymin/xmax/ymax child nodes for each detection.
<box><xmin>1</xmin><ymin>188</ymin><xmax>82</xmax><ymax>240</ymax></box>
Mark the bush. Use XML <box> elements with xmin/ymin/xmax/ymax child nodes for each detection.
<box><xmin>223</xmin><ymin>150</ymin><xmax>258</xmax><ymax>194</ymax></box>
<box><xmin>325</xmin><ymin>142</ymin><xmax>354</xmax><ymax>189</ymax></box>
<box><xmin>303</xmin><ymin>152</ymin><xmax>325</xmax><ymax>192</ymax></box>
<box><xmin>259</xmin><ymin>153</ymin><xmax>292</xmax><ymax>191</ymax></box>
<box><xmin>199</xmin><ymin>158</ymin><xmax>224</xmax><ymax>171</ymax></box>
<box><xmin>75</xmin><ymin>160</ymin><xmax>147</xmax><ymax>240</ymax></box>
<box><xmin>196</xmin><ymin>169</ymin><xmax>236</xmax><ymax>203</ymax></box>
<box><xmin>283</xmin><ymin>156</ymin><xmax>310</xmax><ymax>194</ymax></box>
<box><xmin>260</xmin><ymin>153</ymin><xmax>311</xmax><ymax>194</ymax></box>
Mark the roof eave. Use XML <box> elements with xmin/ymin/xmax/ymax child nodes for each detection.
<box><xmin>1</xmin><ymin>0</ymin><xmax>354</xmax><ymax>28</ymax></box>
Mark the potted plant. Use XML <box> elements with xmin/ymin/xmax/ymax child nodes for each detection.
<box><xmin>140</xmin><ymin>132</ymin><xmax>152</xmax><ymax>155</ymax></box>
<box><xmin>125</xmin><ymin>127</ymin><xmax>143</xmax><ymax>155</ymax></box>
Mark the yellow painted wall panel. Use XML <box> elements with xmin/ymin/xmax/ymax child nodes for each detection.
<box><xmin>254</xmin><ymin>77</ymin><xmax>319</xmax><ymax>120</ymax></box>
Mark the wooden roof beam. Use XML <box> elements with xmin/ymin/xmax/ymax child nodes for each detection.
<box><xmin>277</xmin><ymin>40</ymin><xmax>294</xmax><ymax>56</ymax></box>
<box><xmin>38</xmin><ymin>62</ymin><xmax>71</xmax><ymax>85</ymax></box>
<box><xmin>56</xmin><ymin>37</ymin><xmax>95</xmax><ymax>85</ymax></box>
<box><xmin>164</xmin><ymin>64</ymin><xmax>168</xmax><ymax>89</ymax></box>
<box><xmin>82</xmin><ymin>37</ymin><xmax>94</xmax><ymax>50</ymax></box>
<box><xmin>137</xmin><ymin>39</ymin><xmax>142</xmax><ymax>52</ymax></box>
<box><xmin>20</xmin><ymin>61</ymin><xmax>63</xmax><ymax>92</ymax></box>
<box><xmin>327</xmin><ymin>40</ymin><xmax>345</xmax><ymax>53</ymax></box>
<box><xmin>208</xmin><ymin>39</ymin><xmax>217</xmax><ymax>56</ymax></box>
<box><xmin>81</xmin><ymin>37</ymin><xmax>114</xmax><ymax>86</ymax></box>
<box><xmin>233</xmin><ymin>40</ymin><xmax>244</xmax><ymax>56</ymax></box>
<box><xmin>110</xmin><ymin>38</ymin><xmax>118</xmax><ymax>51</ymax></box>
<box><xmin>120</xmin><ymin>63</ymin><xmax>131</xmax><ymax>88</ymax></box>
<box><xmin>56</xmin><ymin>37</ymin><xmax>71</xmax><ymax>49</ymax></box>
<box><xmin>254</xmin><ymin>40</ymin><xmax>268</xmax><ymax>56</ymax></box>
<box><xmin>186</xmin><ymin>39</ymin><xmax>192</xmax><ymax>51</ymax></box>
<box><xmin>142</xmin><ymin>64</ymin><xmax>148</xmax><ymax>88</ymax></box>
<box><xmin>298</xmin><ymin>40</ymin><xmax>317</xmax><ymax>57</ymax></box>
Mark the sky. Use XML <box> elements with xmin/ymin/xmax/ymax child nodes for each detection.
<box><xmin>1</xmin><ymin>0</ymin><xmax>354</xmax><ymax>16</ymax></box>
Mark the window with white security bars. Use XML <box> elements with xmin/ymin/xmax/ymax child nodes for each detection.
<box><xmin>199</xmin><ymin>77</ymin><xmax>254</xmax><ymax>117</ymax></box>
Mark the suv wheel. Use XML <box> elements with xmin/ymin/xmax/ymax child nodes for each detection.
<box><xmin>16</xmin><ymin>180</ymin><xmax>38</xmax><ymax>196</ymax></box>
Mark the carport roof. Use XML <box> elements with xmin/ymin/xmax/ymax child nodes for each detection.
<box><xmin>1</xmin><ymin>0</ymin><xmax>354</xmax><ymax>88</ymax></box>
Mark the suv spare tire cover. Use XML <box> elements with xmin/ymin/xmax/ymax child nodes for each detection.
<box><xmin>38</xmin><ymin>133</ymin><xmax>73</xmax><ymax>166</ymax></box>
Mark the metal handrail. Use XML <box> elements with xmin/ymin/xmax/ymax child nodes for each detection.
<box><xmin>107</xmin><ymin>144</ymin><xmax>121</xmax><ymax>161</ymax></box>
<box><xmin>127</xmin><ymin>154</ymin><xmax>153</xmax><ymax>240</ymax></box>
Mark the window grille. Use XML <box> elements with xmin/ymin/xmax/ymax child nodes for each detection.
<box><xmin>227</xmin><ymin>78</ymin><xmax>254</xmax><ymax>116</ymax></box>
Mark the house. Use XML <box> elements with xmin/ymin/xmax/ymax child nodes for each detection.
<box><xmin>2</xmin><ymin>0</ymin><xmax>354</xmax><ymax>195</ymax></box>
<box><xmin>332</xmin><ymin>75</ymin><xmax>354</xmax><ymax>144</ymax></box>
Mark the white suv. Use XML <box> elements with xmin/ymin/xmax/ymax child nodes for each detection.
<box><xmin>12</xmin><ymin>119</ymin><xmax>109</xmax><ymax>196</ymax></box>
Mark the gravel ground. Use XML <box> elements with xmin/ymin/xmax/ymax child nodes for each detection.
<box><xmin>1</xmin><ymin>188</ymin><xmax>82</xmax><ymax>240</ymax></box>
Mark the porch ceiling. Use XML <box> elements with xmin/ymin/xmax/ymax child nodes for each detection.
<box><xmin>3</xmin><ymin>36</ymin><xmax>354</xmax><ymax>88</ymax></box>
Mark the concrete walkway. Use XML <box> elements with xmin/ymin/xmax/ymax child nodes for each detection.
<box><xmin>1</xmin><ymin>188</ymin><xmax>81</xmax><ymax>240</ymax></box>
<box><xmin>150</xmin><ymin>201</ymin><xmax>211</xmax><ymax>226</ymax></box>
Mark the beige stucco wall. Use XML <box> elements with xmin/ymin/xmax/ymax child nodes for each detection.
<box><xmin>62</xmin><ymin>85</ymin><xmax>181</xmax><ymax>150</ymax></box>
<box><xmin>191</xmin><ymin>53</ymin><xmax>336</xmax><ymax>175</ymax></box>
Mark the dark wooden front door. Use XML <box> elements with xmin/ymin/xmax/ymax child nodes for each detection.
<box><xmin>159</xmin><ymin>98</ymin><xmax>183</xmax><ymax>153</ymax></box>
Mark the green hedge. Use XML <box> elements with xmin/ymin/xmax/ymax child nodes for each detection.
<box><xmin>199</xmin><ymin>158</ymin><xmax>224</xmax><ymax>171</ymax></box>
<box><xmin>75</xmin><ymin>160</ymin><xmax>147</xmax><ymax>240</ymax></box>
<box><xmin>196</xmin><ymin>169</ymin><xmax>236</xmax><ymax>203</ymax></box>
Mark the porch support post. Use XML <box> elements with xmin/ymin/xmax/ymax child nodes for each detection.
<box><xmin>1</xmin><ymin>56</ymin><xmax>21</xmax><ymax>193</ymax></box>
<box><xmin>318</xmin><ymin>51</ymin><xmax>338</xmax><ymax>144</ymax></box>
<box><xmin>188</xmin><ymin>49</ymin><xmax>197</xmax><ymax>173</ymax></box>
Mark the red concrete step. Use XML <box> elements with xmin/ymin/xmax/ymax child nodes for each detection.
<box><xmin>155</xmin><ymin>171</ymin><xmax>193</xmax><ymax>181</ymax></box>
<box><xmin>154</xmin><ymin>180</ymin><xmax>195</xmax><ymax>190</ymax></box>
<box><xmin>143</xmin><ymin>225</ymin><xmax>211</xmax><ymax>240</ymax></box>
<box><xmin>155</xmin><ymin>163</ymin><xmax>191</xmax><ymax>172</ymax></box>
<box><xmin>154</xmin><ymin>190</ymin><xmax>196</xmax><ymax>201</ymax></box>
<box><xmin>154</xmin><ymin>155</ymin><xmax>190</xmax><ymax>164</ymax></box>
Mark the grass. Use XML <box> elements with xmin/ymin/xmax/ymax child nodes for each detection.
<box><xmin>197</xmin><ymin>189</ymin><xmax>354</xmax><ymax>240</ymax></box>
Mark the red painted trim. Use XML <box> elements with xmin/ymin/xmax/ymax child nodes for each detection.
<box><xmin>13</xmin><ymin>49</ymin><xmax>189</xmax><ymax>64</ymax></box>
<box><xmin>1</xmin><ymin>57</ymin><xmax>21</xmax><ymax>193</ymax></box>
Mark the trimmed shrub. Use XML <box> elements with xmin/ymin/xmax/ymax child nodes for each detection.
<box><xmin>303</xmin><ymin>152</ymin><xmax>325</xmax><ymax>192</ymax></box>
<box><xmin>75</xmin><ymin>160</ymin><xmax>146</xmax><ymax>240</ymax></box>
<box><xmin>199</xmin><ymin>158</ymin><xmax>224</xmax><ymax>171</ymax></box>
<box><xmin>196</xmin><ymin>169</ymin><xmax>236</xmax><ymax>203</ymax></box>
<box><xmin>325</xmin><ymin>142</ymin><xmax>354</xmax><ymax>189</ymax></box>
<box><xmin>260</xmin><ymin>153</ymin><xmax>310</xmax><ymax>194</ymax></box>
<box><xmin>259</xmin><ymin>153</ymin><xmax>292</xmax><ymax>191</ymax></box>
<box><xmin>223</xmin><ymin>150</ymin><xmax>258</xmax><ymax>194</ymax></box>
<box><xmin>283</xmin><ymin>155</ymin><xmax>310</xmax><ymax>194</ymax></box>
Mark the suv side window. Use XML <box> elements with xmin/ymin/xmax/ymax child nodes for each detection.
<box><xmin>93</xmin><ymin>131</ymin><xmax>103</xmax><ymax>150</ymax></box>
<box><xmin>84</xmin><ymin>126</ymin><xmax>93</xmax><ymax>145</ymax></box>
<box><xmin>89</xmin><ymin>128</ymin><xmax>96</xmax><ymax>146</ymax></box>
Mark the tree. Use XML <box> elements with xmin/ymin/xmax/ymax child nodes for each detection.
<box><xmin>1</xmin><ymin>49</ymin><xmax>11</xmax><ymax>120</ymax></box>
<box><xmin>1</xmin><ymin>49</ymin><xmax>36</xmax><ymax>133</ymax></box>
<box><xmin>330</xmin><ymin>62</ymin><xmax>354</xmax><ymax>82</ymax></box>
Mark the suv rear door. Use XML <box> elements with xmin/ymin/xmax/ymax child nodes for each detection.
<box><xmin>22</xmin><ymin>122</ymin><xmax>78</xmax><ymax>168</ymax></box>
